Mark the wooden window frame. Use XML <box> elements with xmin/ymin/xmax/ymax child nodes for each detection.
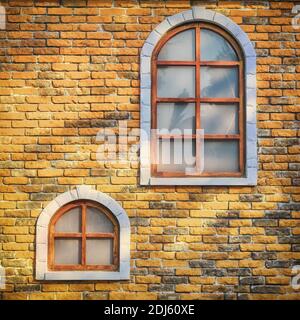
<box><xmin>48</xmin><ymin>200</ymin><xmax>119</xmax><ymax>272</ymax></box>
<box><xmin>151</xmin><ymin>22</ymin><xmax>245</xmax><ymax>178</ymax></box>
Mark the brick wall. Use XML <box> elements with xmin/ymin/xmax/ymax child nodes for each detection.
<box><xmin>0</xmin><ymin>0</ymin><xmax>299</xmax><ymax>300</ymax></box>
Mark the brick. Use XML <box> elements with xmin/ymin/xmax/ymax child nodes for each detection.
<box><xmin>266</xmin><ymin>244</ymin><xmax>291</xmax><ymax>251</ymax></box>
<box><xmin>176</xmin><ymin>284</ymin><xmax>201</xmax><ymax>293</ymax></box>
<box><xmin>109</xmin><ymin>292</ymin><xmax>157</xmax><ymax>300</ymax></box>
<box><xmin>240</xmin><ymin>244</ymin><xmax>265</xmax><ymax>251</ymax></box>
<box><xmin>136</xmin><ymin>276</ymin><xmax>161</xmax><ymax>284</ymax></box>
<box><xmin>30</xmin><ymin>293</ymin><xmax>56</xmax><ymax>300</ymax></box>
<box><xmin>48</xmin><ymin>8</ymin><xmax>73</xmax><ymax>15</ymax></box>
<box><xmin>3</xmin><ymin>177</ymin><xmax>28</xmax><ymax>185</ymax></box>
<box><xmin>69</xmin><ymin>284</ymin><xmax>95</xmax><ymax>291</ymax></box>
<box><xmin>83</xmin><ymin>292</ymin><xmax>108</xmax><ymax>300</ymax></box>
<box><xmin>95</xmin><ymin>283</ymin><xmax>120</xmax><ymax>291</ymax></box>
<box><xmin>111</xmin><ymin>177</ymin><xmax>137</xmax><ymax>184</ymax></box>
<box><xmin>3</xmin><ymin>293</ymin><xmax>28</xmax><ymax>300</ymax></box>
<box><xmin>56</xmin><ymin>293</ymin><xmax>82</xmax><ymax>300</ymax></box>
<box><xmin>38</xmin><ymin>169</ymin><xmax>63</xmax><ymax>177</ymax></box>
<box><xmin>3</xmin><ymin>243</ymin><xmax>28</xmax><ymax>251</ymax></box>
<box><xmin>42</xmin><ymin>284</ymin><xmax>69</xmax><ymax>292</ymax></box>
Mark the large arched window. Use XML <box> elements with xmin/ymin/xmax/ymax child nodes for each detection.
<box><xmin>49</xmin><ymin>200</ymin><xmax>119</xmax><ymax>271</ymax></box>
<box><xmin>140</xmin><ymin>8</ymin><xmax>257</xmax><ymax>186</ymax></box>
<box><xmin>152</xmin><ymin>22</ymin><xmax>243</xmax><ymax>177</ymax></box>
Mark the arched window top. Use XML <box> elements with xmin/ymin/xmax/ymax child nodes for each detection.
<box><xmin>53</xmin><ymin>200</ymin><xmax>116</xmax><ymax>234</ymax></box>
<box><xmin>155</xmin><ymin>23</ymin><xmax>241</xmax><ymax>63</ymax></box>
<box><xmin>140</xmin><ymin>8</ymin><xmax>257</xmax><ymax>186</ymax></box>
<box><xmin>49</xmin><ymin>200</ymin><xmax>119</xmax><ymax>271</ymax></box>
<box><xmin>200</xmin><ymin>28</ymin><xmax>238</xmax><ymax>61</ymax></box>
<box><xmin>36</xmin><ymin>186</ymin><xmax>130</xmax><ymax>281</ymax></box>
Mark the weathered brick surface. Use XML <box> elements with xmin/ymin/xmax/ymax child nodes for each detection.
<box><xmin>0</xmin><ymin>0</ymin><xmax>299</xmax><ymax>300</ymax></box>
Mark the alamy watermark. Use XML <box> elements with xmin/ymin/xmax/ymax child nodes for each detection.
<box><xmin>95</xmin><ymin>122</ymin><xmax>205</xmax><ymax>174</ymax></box>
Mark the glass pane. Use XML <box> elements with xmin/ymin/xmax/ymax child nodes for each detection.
<box><xmin>86</xmin><ymin>206</ymin><xmax>114</xmax><ymax>233</ymax></box>
<box><xmin>200</xmin><ymin>29</ymin><xmax>238</xmax><ymax>61</ymax></box>
<box><xmin>54</xmin><ymin>239</ymin><xmax>81</xmax><ymax>265</ymax></box>
<box><xmin>158</xmin><ymin>66</ymin><xmax>195</xmax><ymax>98</ymax></box>
<box><xmin>157</xmin><ymin>139</ymin><xmax>196</xmax><ymax>173</ymax></box>
<box><xmin>157</xmin><ymin>103</ymin><xmax>195</xmax><ymax>133</ymax></box>
<box><xmin>86</xmin><ymin>239</ymin><xmax>113</xmax><ymax>265</ymax></box>
<box><xmin>204</xmin><ymin>140</ymin><xmax>239</xmax><ymax>172</ymax></box>
<box><xmin>200</xmin><ymin>67</ymin><xmax>238</xmax><ymax>98</ymax></box>
<box><xmin>158</xmin><ymin>29</ymin><xmax>195</xmax><ymax>61</ymax></box>
<box><xmin>201</xmin><ymin>103</ymin><xmax>239</xmax><ymax>134</ymax></box>
<box><xmin>55</xmin><ymin>206</ymin><xmax>81</xmax><ymax>233</ymax></box>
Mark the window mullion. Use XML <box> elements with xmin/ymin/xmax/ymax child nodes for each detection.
<box><xmin>81</xmin><ymin>204</ymin><xmax>86</xmax><ymax>266</ymax></box>
<box><xmin>156</xmin><ymin>98</ymin><xmax>196</xmax><ymax>103</ymax></box>
<box><xmin>195</xmin><ymin>26</ymin><xmax>201</xmax><ymax>174</ymax></box>
<box><xmin>156</xmin><ymin>61</ymin><xmax>196</xmax><ymax>66</ymax></box>
<box><xmin>53</xmin><ymin>232</ymin><xmax>82</xmax><ymax>238</ymax></box>
<box><xmin>152</xmin><ymin>53</ymin><xmax>158</xmax><ymax>176</ymax></box>
<box><xmin>158</xmin><ymin>134</ymin><xmax>195</xmax><ymax>139</ymax></box>
<box><xmin>86</xmin><ymin>233</ymin><xmax>115</xmax><ymax>238</ymax></box>
<box><xmin>239</xmin><ymin>62</ymin><xmax>244</xmax><ymax>174</ymax></box>
<box><xmin>113</xmin><ymin>225</ymin><xmax>118</xmax><ymax>267</ymax></box>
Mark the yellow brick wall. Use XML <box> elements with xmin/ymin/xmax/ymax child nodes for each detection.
<box><xmin>0</xmin><ymin>0</ymin><xmax>299</xmax><ymax>300</ymax></box>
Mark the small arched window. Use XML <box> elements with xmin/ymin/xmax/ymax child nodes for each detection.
<box><xmin>36</xmin><ymin>187</ymin><xmax>130</xmax><ymax>280</ymax></box>
<box><xmin>152</xmin><ymin>22</ymin><xmax>244</xmax><ymax>177</ymax></box>
<box><xmin>49</xmin><ymin>200</ymin><xmax>119</xmax><ymax>271</ymax></box>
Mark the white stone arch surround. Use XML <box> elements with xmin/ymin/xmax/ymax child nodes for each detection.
<box><xmin>140</xmin><ymin>7</ymin><xmax>257</xmax><ymax>186</ymax></box>
<box><xmin>36</xmin><ymin>186</ymin><xmax>130</xmax><ymax>281</ymax></box>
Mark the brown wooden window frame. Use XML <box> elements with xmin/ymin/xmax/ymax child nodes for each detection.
<box><xmin>48</xmin><ymin>200</ymin><xmax>119</xmax><ymax>272</ymax></box>
<box><xmin>151</xmin><ymin>22</ymin><xmax>245</xmax><ymax>178</ymax></box>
